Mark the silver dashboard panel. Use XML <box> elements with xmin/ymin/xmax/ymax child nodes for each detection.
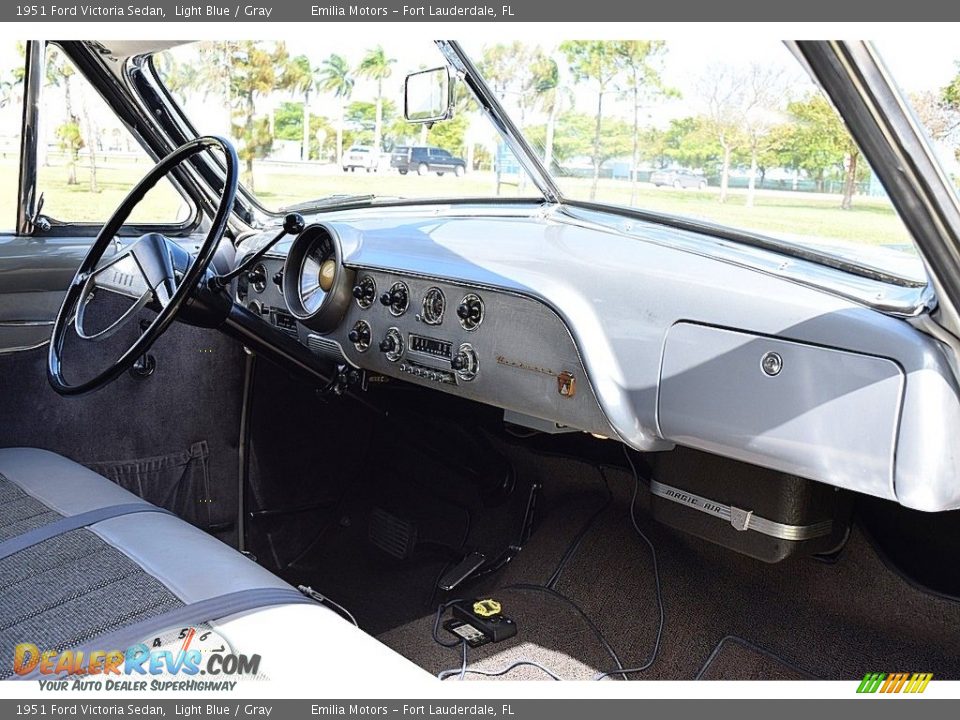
<box><xmin>658</xmin><ymin>322</ymin><xmax>905</xmax><ymax>499</ymax></box>
<box><xmin>238</xmin><ymin>204</ymin><xmax>960</xmax><ymax>511</ymax></box>
<box><xmin>337</xmin><ymin>270</ymin><xmax>613</xmax><ymax>437</ymax></box>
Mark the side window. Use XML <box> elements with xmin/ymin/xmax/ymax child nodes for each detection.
<box><xmin>36</xmin><ymin>45</ymin><xmax>191</xmax><ymax>225</ymax></box>
<box><xmin>0</xmin><ymin>42</ymin><xmax>24</xmax><ymax>231</ymax></box>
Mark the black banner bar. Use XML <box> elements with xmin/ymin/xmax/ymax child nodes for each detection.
<box><xmin>1</xmin><ymin>700</ymin><xmax>959</xmax><ymax>720</ymax></box>
<box><xmin>4</xmin><ymin>0</ymin><xmax>960</xmax><ymax>22</ymax></box>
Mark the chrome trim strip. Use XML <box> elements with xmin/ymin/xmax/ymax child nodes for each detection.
<box><xmin>650</xmin><ymin>478</ymin><xmax>833</xmax><ymax>542</ymax></box>
<box><xmin>17</xmin><ymin>41</ymin><xmax>43</xmax><ymax>235</ymax></box>
<box><xmin>0</xmin><ymin>339</ymin><xmax>50</xmax><ymax>355</ymax></box>
<box><xmin>0</xmin><ymin>320</ymin><xmax>54</xmax><ymax>327</ymax></box>
<box><xmin>437</xmin><ymin>41</ymin><xmax>561</xmax><ymax>205</ymax></box>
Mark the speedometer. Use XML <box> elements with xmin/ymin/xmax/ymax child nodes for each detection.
<box><xmin>299</xmin><ymin>236</ymin><xmax>337</xmax><ymax>313</ymax></box>
<box><xmin>282</xmin><ymin>224</ymin><xmax>354</xmax><ymax>332</ymax></box>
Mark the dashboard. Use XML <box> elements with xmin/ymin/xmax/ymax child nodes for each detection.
<box><xmin>238</xmin><ymin>223</ymin><xmax>613</xmax><ymax>438</ymax></box>
<box><xmin>233</xmin><ymin>204</ymin><xmax>960</xmax><ymax>513</ymax></box>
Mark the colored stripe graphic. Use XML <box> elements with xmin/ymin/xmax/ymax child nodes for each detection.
<box><xmin>857</xmin><ymin>672</ymin><xmax>932</xmax><ymax>694</ymax></box>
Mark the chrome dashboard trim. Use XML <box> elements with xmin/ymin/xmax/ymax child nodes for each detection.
<box><xmin>650</xmin><ymin>479</ymin><xmax>834</xmax><ymax>542</ymax></box>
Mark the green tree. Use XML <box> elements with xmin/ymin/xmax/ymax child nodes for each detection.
<box><xmin>0</xmin><ymin>42</ymin><xmax>26</xmax><ymax>110</ymax></box>
<box><xmin>781</xmin><ymin>94</ymin><xmax>861</xmax><ymax>209</ymax></box>
<box><xmin>284</xmin><ymin>54</ymin><xmax>317</xmax><ymax>161</ymax></box>
<box><xmin>613</xmin><ymin>41</ymin><xmax>672</xmax><ymax>204</ymax></box>
<box><xmin>427</xmin><ymin>113</ymin><xmax>470</xmax><ymax>157</ymax></box>
<box><xmin>222</xmin><ymin>41</ymin><xmax>295</xmax><ymax>190</ymax></box>
<box><xmin>560</xmin><ymin>41</ymin><xmax>622</xmax><ymax>200</ymax></box>
<box><xmin>55</xmin><ymin>120</ymin><xmax>84</xmax><ymax>186</ymax></box>
<box><xmin>661</xmin><ymin>116</ymin><xmax>721</xmax><ymax>169</ymax></box>
<box><xmin>317</xmin><ymin>54</ymin><xmax>354</xmax><ymax>168</ymax></box>
<box><xmin>357</xmin><ymin>45</ymin><xmax>396</xmax><ymax>154</ymax></box>
<box><xmin>45</xmin><ymin>47</ymin><xmax>79</xmax><ymax>184</ymax></box>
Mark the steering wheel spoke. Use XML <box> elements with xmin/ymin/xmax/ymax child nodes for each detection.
<box><xmin>129</xmin><ymin>233</ymin><xmax>179</xmax><ymax>309</ymax></box>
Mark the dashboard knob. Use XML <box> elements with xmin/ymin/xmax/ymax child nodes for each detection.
<box><xmin>451</xmin><ymin>344</ymin><xmax>478</xmax><ymax>381</ymax></box>
<box><xmin>379</xmin><ymin>327</ymin><xmax>404</xmax><ymax>362</ymax></box>
<box><xmin>348</xmin><ymin>320</ymin><xmax>371</xmax><ymax>349</ymax></box>
<box><xmin>379</xmin><ymin>282</ymin><xmax>409</xmax><ymax>315</ymax></box>
<box><xmin>272</xmin><ymin>270</ymin><xmax>283</xmax><ymax>288</ymax></box>
<box><xmin>245</xmin><ymin>264</ymin><xmax>267</xmax><ymax>293</ymax></box>
<box><xmin>457</xmin><ymin>294</ymin><xmax>484</xmax><ymax>329</ymax></box>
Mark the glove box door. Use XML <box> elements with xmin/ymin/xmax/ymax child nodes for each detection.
<box><xmin>657</xmin><ymin>322</ymin><xmax>904</xmax><ymax>500</ymax></box>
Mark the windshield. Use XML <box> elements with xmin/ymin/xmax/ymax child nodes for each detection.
<box><xmin>153</xmin><ymin>40</ymin><xmax>540</xmax><ymax>212</ymax></box>
<box><xmin>462</xmin><ymin>39</ymin><xmax>927</xmax><ymax>284</ymax></box>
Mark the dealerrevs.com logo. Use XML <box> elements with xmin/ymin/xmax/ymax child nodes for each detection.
<box><xmin>12</xmin><ymin>627</ymin><xmax>264</xmax><ymax>691</ymax></box>
<box><xmin>857</xmin><ymin>673</ymin><xmax>933</xmax><ymax>694</ymax></box>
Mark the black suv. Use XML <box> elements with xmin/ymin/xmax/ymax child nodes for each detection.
<box><xmin>391</xmin><ymin>146</ymin><xmax>467</xmax><ymax>176</ymax></box>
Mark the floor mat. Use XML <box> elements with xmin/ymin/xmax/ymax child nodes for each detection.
<box><xmin>695</xmin><ymin>636</ymin><xmax>816</xmax><ymax>680</ymax></box>
<box><xmin>285</xmin><ymin>437</ymin><xmax>960</xmax><ymax>680</ymax></box>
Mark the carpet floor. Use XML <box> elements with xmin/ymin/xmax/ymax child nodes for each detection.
<box><xmin>287</xmin><ymin>443</ymin><xmax>960</xmax><ymax>681</ymax></box>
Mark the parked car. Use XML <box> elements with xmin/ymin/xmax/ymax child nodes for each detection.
<box><xmin>650</xmin><ymin>167</ymin><xmax>708</xmax><ymax>189</ymax></box>
<box><xmin>391</xmin><ymin>145</ymin><xmax>466</xmax><ymax>176</ymax></box>
<box><xmin>343</xmin><ymin>146</ymin><xmax>379</xmax><ymax>172</ymax></box>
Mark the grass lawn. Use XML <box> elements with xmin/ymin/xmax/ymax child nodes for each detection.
<box><xmin>1</xmin><ymin>156</ymin><xmax>912</xmax><ymax>252</ymax></box>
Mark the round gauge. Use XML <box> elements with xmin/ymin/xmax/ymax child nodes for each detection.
<box><xmin>421</xmin><ymin>287</ymin><xmax>445</xmax><ymax>325</ymax></box>
<box><xmin>299</xmin><ymin>239</ymin><xmax>336</xmax><ymax>314</ymax></box>
<box><xmin>282</xmin><ymin>224</ymin><xmax>355</xmax><ymax>332</ymax></box>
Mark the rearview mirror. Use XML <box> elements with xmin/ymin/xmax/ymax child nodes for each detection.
<box><xmin>404</xmin><ymin>67</ymin><xmax>454</xmax><ymax>124</ymax></box>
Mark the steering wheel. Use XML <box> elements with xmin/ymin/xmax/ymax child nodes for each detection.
<box><xmin>48</xmin><ymin>136</ymin><xmax>239</xmax><ymax>396</ymax></box>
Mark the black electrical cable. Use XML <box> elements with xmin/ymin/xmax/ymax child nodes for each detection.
<box><xmin>432</xmin><ymin>598</ymin><xmax>465</xmax><ymax>648</ymax></box>
<box><xmin>429</xmin><ymin>444</ymin><xmax>664</xmax><ymax>683</ymax></box>
<box><xmin>439</xmin><ymin>657</ymin><xmax>563</xmax><ymax>681</ymax></box>
<box><xmin>504</xmin><ymin>583</ymin><xmax>627</xmax><ymax>679</ymax></box>
<box><xmin>592</xmin><ymin>446</ymin><xmax>665</xmax><ymax>681</ymax></box>
<box><xmin>545</xmin><ymin>466</ymin><xmax>612</xmax><ymax>590</ymax></box>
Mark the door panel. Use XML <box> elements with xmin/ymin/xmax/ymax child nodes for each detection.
<box><xmin>0</xmin><ymin>233</ymin><xmax>115</xmax><ymax>352</ymax></box>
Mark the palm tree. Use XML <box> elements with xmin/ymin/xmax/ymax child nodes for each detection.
<box><xmin>357</xmin><ymin>45</ymin><xmax>396</xmax><ymax>155</ymax></box>
<box><xmin>318</xmin><ymin>53</ymin><xmax>354</xmax><ymax>168</ymax></box>
<box><xmin>285</xmin><ymin>55</ymin><xmax>317</xmax><ymax>161</ymax></box>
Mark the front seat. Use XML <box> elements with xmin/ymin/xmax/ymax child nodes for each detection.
<box><xmin>0</xmin><ymin>447</ymin><xmax>428</xmax><ymax>682</ymax></box>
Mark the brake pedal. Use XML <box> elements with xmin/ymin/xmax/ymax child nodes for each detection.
<box><xmin>368</xmin><ymin>507</ymin><xmax>418</xmax><ymax>560</ymax></box>
<box><xmin>437</xmin><ymin>551</ymin><xmax>486</xmax><ymax>591</ymax></box>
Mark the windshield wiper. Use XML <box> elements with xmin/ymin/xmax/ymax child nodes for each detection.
<box><xmin>280</xmin><ymin>194</ymin><xmax>381</xmax><ymax>213</ymax></box>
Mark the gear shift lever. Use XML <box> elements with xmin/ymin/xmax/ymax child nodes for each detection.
<box><xmin>212</xmin><ymin>212</ymin><xmax>305</xmax><ymax>289</ymax></box>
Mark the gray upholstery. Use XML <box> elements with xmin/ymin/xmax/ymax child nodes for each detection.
<box><xmin>0</xmin><ymin>469</ymin><xmax>184</xmax><ymax>679</ymax></box>
<box><xmin>0</xmin><ymin>448</ymin><xmax>290</xmax><ymax>603</ymax></box>
<box><xmin>0</xmin><ymin>447</ymin><xmax>431</xmax><ymax>682</ymax></box>
<box><xmin>0</xmin><ymin>448</ymin><xmax>299</xmax><ymax>675</ymax></box>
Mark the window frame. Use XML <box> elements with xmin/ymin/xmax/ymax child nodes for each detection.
<box><xmin>15</xmin><ymin>41</ymin><xmax>201</xmax><ymax>240</ymax></box>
